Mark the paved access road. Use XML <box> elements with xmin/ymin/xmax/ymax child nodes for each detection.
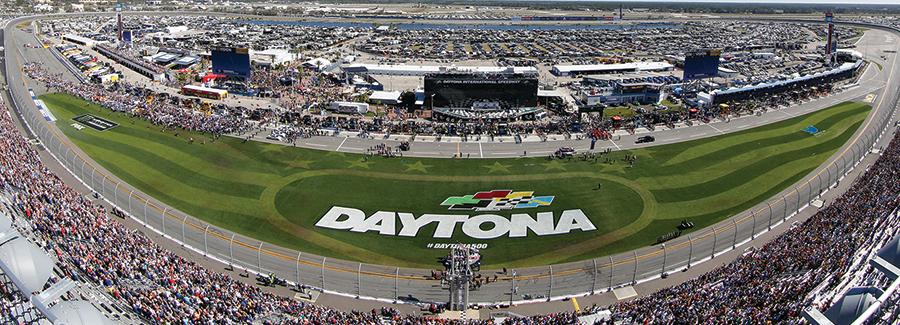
<box><xmin>4</xmin><ymin>13</ymin><xmax>900</xmax><ymax>307</ymax></box>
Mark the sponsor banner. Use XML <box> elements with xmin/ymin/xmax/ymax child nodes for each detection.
<box><xmin>73</xmin><ymin>114</ymin><xmax>118</xmax><ymax>131</ymax></box>
<box><xmin>34</xmin><ymin>99</ymin><xmax>56</xmax><ymax>122</ymax></box>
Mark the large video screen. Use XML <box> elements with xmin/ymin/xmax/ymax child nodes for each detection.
<box><xmin>211</xmin><ymin>47</ymin><xmax>251</xmax><ymax>79</ymax></box>
<box><xmin>683</xmin><ymin>49</ymin><xmax>721</xmax><ymax>81</ymax></box>
<box><xmin>424</xmin><ymin>74</ymin><xmax>538</xmax><ymax>109</ymax></box>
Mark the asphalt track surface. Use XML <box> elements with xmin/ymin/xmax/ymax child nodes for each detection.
<box><xmin>4</xmin><ymin>13</ymin><xmax>900</xmax><ymax>308</ymax></box>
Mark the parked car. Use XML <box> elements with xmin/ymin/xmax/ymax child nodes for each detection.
<box><xmin>635</xmin><ymin>135</ymin><xmax>655</xmax><ymax>144</ymax></box>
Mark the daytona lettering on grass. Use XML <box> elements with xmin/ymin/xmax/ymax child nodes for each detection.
<box><xmin>315</xmin><ymin>206</ymin><xmax>597</xmax><ymax>239</ymax></box>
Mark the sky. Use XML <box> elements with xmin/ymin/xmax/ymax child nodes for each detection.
<box><xmin>563</xmin><ymin>0</ymin><xmax>900</xmax><ymax>4</ymax></box>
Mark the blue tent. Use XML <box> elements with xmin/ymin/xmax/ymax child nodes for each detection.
<box><xmin>803</xmin><ymin>125</ymin><xmax>819</xmax><ymax>135</ymax></box>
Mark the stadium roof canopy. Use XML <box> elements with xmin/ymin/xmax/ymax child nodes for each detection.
<box><xmin>50</xmin><ymin>301</ymin><xmax>117</xmax><ymax>325</ymax></box>
<box><xmin>823</xmin><ymin>287</ymin><xmax>883</xmax><ymax>324</ymax></box>
<box><xmin>151</xmin><ymin>52</ymin><xmax>179</xmax><ymax>64</ymax></box>
<box><xmin>0</xmin><ymin>213</ymin><xmax>12</xmax><ymax>236</ymax></box>
<box><xmin>0</xmin><ymin>237</ymin><xmax>54</xmax><ymax>297</ymax></box>
<box><xmin>712</xmin><ymin>61</ymin><xmax>861</xmax><ymax>97</ymax></box>
<box><xmin>62</xmin><ymin>34</ymin><xmax>97</xmax><ymax>47</ymax></box>
<box><xmin>551</xmin><ymin>61</ymin><xmax>674</xmax><ymax>75</ymax></box>
<box><xmin>369</xmin><ymin>90</ymin><xmax>402</xmax><ymax>104</ymax></box>
<box><xmin>174</xmin><ymin>55</ymin><xmax>200</xmax><ymax>66</ymax></box>
<box><xmin>342</xmin><ymin>64</ymin><xmax>539</xmax><ymax>76</ymax></box>
<box><xmin>873</xmin><ymin>234</ymin><xmax>900</xmax><ymax>279</ymax></box>
<box><xmin>877</xmin><ymin>234</ymin><xmax>900</xmax><ymax>267</ymax></box>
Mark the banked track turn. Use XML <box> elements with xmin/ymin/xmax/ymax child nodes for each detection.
<box><xmin>4</xmin><ymin>12</ymin><xmax>900</xmax><ymax>305</ymax></box>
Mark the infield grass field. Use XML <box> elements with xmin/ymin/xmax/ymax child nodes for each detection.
<box><xmin>43</xmin><ymin>93</ymin><xmax>870</xmax><ymax>268</ymax></box>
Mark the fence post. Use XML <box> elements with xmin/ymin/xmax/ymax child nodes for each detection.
<box><xmin>840</xmin><ymin>155</ymin><xmax>848</xmax><ymax>176</ymax></box>
<box><xmin>826</xmin><ymin>164</ymin><xmax>833</xmax><ymax>188</ymax></box>
<box><xmin>631</xmin><ymin>251</ymin><xmax>638</xmax><ymax>284</ymax></box>
<box><xmin>711</xmin><ymin>227</ymin><xmax>718</xmax><ymax>259</ymax></box>
<box><xmin>394</xmin><ymin>267</ymin><xmax>399</xmax><ymax>301</ymax></box>
<box><xmin>751</xmin><ymin>211</ymin><xmax>757</xmax><ymax>239</ymax></box>
<box><xmin>158</xmin><ymin>206</ymin><xmax>168</xmax><ymax>233</ymax></box>
<box><xmin>661</xmin><ymin>244</ymin><xmax>667</xmax><ymax>277</ymax></box>
<box><xmin>203</xmin><ymin>225</ymin><xmax>209</xmax><ymax>256</ymax></box>
<box><xmin>591</xmin><ymin>259</ymin><xmax>597</xmax><ymax>294</ymax></box>
<box><xmin>548</xmin><ymin>265</ymin><xmax>553</xmax><ymax>300</ymax></box>
<box><xmin>181</xmin><ymin>216</ymin><xmax>188</xmax><ymax>246</ymax></box>
<box><xmin>128</xmin><ymin>190</ymin><xmax>134</xmax><ymax>213</ymax></box>
<box><xmin>816</xmin><ymin>174</ymin><xmax>824</xmax><ymax>198</ymax></box>
<box><xmin>321</xmin><ymin>257</ymin><xmax>327</xmax><ymax>290</ymax></box>
<box><xmin>296</xmin><ymin>252</ymin><xmax>302</xmax><ymax>286</ymax></box>
<box><xmin>795</xmin><ymin>186</ymin><xmax>801</xmax><ymax>215</ymax></box>
<box><xmin>687</xmin><ymin>235</ymin><xmax>693</xmax><ymax>269</ymax></box>
<box><xmin>608</xmin><ymin>256</ymin><xmax>614</xmax><ymax>290</ymax></box>
<box><xmin>144</xmin><ymin>200</ymin><xmax>150</xmax><ymax>228</ymax></box>
<box><xmin>257</xmin><ymin>242</ymin><xmax>264</xmax><ymax>274</ymax></box>
<box><xmin>357</xmin><ymin>263</ymin><xmax>362</xmax><ymax>297</ymax></box>
<box><xmin>113</xmin><ymin>183</ymin><xmax>119</xmax><ymax>206</ymax></box>
<box><xmin>89</xmin><ymin>168</ymin><xmax>95</xmax><ymax>190</ymax></box>
<box><xmin>732</xmin><ymin>219</ymin><xmax>737</xmax><ymax>249</ymax></box>
<box><xmin>784</xmin><ymin>194</ymin><xmax>790</xmax><ymax>222</ymax></box>
<box><xmin>510</xmin><ymin>270</ymin><xmax>516</xmax><ymax>305</ymax></box>
<box><xmin>229</xmin><ymin>234</ymin><xmax>235</xmax><ymax>269</ymax></box>
<box><xmin>99</xmin><ymin>176</ymin><xmax>105</xmax><ymax>198</ymax></box>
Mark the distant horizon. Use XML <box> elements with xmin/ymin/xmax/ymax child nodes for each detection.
<box><xmin>540</xmin><ymin>0</ymin><xmax>900</xmax><ymax>5</ymax></box>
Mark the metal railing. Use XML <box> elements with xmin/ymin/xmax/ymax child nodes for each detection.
<box><xmin>3</xmin><ymin>14</ymin><xmax>900</xmax><ymax>305</ymax></box>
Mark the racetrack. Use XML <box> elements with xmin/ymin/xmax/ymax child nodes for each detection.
<box><xmin>42</xmin><ymin>92</ymin><xmax>871</xmax><ymax>268</ymax></box>
<box><xmin>4</xmin><ymin>13</ymin><xmax>900</xmax><ymax>306</ymax></box>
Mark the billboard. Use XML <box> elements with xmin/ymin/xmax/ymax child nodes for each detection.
<box><xmin>211</xmin><ymin>47</ymin><xmax>251</xmax><ymax>80</ymax></box>
<box><xmin>122</xmin><ymin>30</ymin><xmax>132</xmax><ymax>44</ymax></box>
<box><xmin>683</xmin><ymin>49</ymin><xmax>721</xmax><ymax>81</ymax></box>
<box><xmin>424</xmin><ymin>74</ymin><xmax>538</xmax><ymax>109</ymax></box>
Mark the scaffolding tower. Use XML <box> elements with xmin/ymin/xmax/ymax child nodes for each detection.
<box><xmin>446</xmin><ymin>245</ymin><xmax>475</xmax><ymax>311</ymax></box>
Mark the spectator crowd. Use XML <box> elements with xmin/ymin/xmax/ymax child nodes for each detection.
<box><xmin>4</xmin><ymin>55</ymin><xmax>899</xmax><ymax>324</ymax></box>
<box><xmin>3</xmin><ymin>88</ymin><xmax>898</xmax><ymax>322</ymax></box>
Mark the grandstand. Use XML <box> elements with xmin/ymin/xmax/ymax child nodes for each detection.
<box><xmin>2</xmin><ymin>6</ymin><xmax>900</xmax><ymax>324</ymax></box>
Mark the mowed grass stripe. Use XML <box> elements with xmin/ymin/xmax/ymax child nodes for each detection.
<box><xmin>42</xmin><ymin>94</ymin><xmax>285</xmax><ymax>176</ymax></box>
<box><xmin>79</xmin><ymin>141</ymin><xmax>267</xmax><ymax>215</ymax></box>
<box><xmin>650</xmin><ymin>119</ymin><xmax>864</xmax><ymax>203</ymax></box>
<box><xmin>661</xmin><ymin>102</ymin><xmax>869</xmax><ymax>166</ymax></box>
<box><xmin>80</xmin><ymin>144</ymin><xmax>355</xmax><ymax>260</ymax></box>
<box><xmin>647</xmin><ymin>104</ymin><xmax>868</xmax><ymax>181</ymax></box>
<box><xmin>654</xmin><ymin>154</ymin><xmax>829</xmax><ymax>218</ymax></box>
<box><xmin>663</xmin><ymin>166</ymin><xmax>814</xmax><ymax>226</ymax></box>
<box><xmin>43</xmin><ymin>91</ymin><xmax>871</xmax><ymax>267</ymax></box>
<box><xmin>86</xmin><ymin>124</ymin><xmax>279</xmax><ymax>186</ymax></box>
<box><xmin>70</xmin><ymin>129</ymin><xmax>266</xmax><ymax>199</ymax></box>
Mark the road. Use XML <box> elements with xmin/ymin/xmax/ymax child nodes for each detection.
<box><xmin>3</xmin><ymin>13</ymin><xmax>900</xmax><ymax>312</ymax></box>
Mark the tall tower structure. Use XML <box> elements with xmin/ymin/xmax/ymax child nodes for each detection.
<box><xmin>619</xmin><ymin>4</ymin><xmax>624</xmax><ymax>20</ymax></box>
<box><xmin>116</xmin><ymin>3</ymin><xmax>123</xmax><ymax>42</ymax></box>
<box><xmin>825</xmin><ymin>11</ymin><xmax>836</xmax><ymax>66</ymax></box>
<box><xmin>446</xmin><ymin>245</ymin><xmax>475</xmax><ymax>311</ymax></box>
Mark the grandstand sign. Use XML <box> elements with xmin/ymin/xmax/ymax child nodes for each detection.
<box><xmin>683</xmin><ymin>49</ymin><xmax>721</xmax><ymax>81</ymax></box>
<box><xmin>315</xmin><ymin>206</ymin><xmax>596</xmax><ymax>239</ymax></box>
<box><xmin>73</xmin><ymin>114</ymin><xmax>118</xmax><ymax>131</ymax></box>
<box><xmin>211</xmin><ymin>47</ymin><xmax>252</xmax><ymax>80</ymax></box>
<box><xmin>434</xmin><ymin>79</ymin><xmax>531</xmax><ymax>85</ymax></box>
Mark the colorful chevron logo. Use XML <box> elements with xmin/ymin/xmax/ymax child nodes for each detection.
<box><xmin>440</xmin><ymin>190</ymin><xmax>555</xmax><ymax>211</ymax></box>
